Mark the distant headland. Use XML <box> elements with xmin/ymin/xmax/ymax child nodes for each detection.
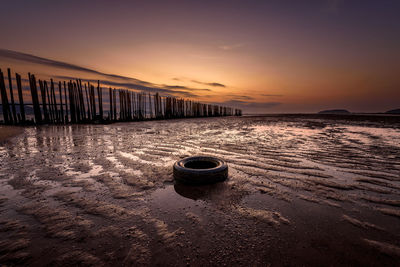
<box><xmin>385</xmin><ymin>109</ymin><xmax>400</xmax><ymax>114</ymax></box>
<box><xmin>317</xmin><ymin>108</ymin><xmax>400</xmax><ymax>115</ymax></box>
<box><xmin>318</xmin><ymin>109</ymin><xmax>350</xmax><ymax>114</ymax></box>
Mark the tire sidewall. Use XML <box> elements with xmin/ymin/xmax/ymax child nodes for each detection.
<box><xmin>173</xmin><ymin>156</ymin><xmax>228</xmax><ymax>185</ymax></box>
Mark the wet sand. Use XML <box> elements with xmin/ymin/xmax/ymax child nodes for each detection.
<box><xmin>0</xmin><ymin>115</ymin><xmax>400</xmax><ymax>266</ymax></box>
<box><xmin>0</xmin><ymin>126</ymin><xmax>23</xmax><ymax>143</ymax></box>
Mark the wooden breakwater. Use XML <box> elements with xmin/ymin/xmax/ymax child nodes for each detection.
<box><xmin>0</xmin><ymin>68</ymin><xmax>242</xmax><ymax>125</ymax></box>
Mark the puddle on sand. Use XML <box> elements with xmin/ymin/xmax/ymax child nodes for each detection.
<box><xmin>148</xmin><ymin>185</ymin><xmax>203</xmax><ymax>211</ymax></box>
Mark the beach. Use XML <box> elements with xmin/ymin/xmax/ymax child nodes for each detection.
<box><xmin>0</xmin><ymin>126</ymin><xmax>23</xmax><ymax>143</ymax></box>
<box><xmin>0</xmin><ymin>115</ymin><xmax>399</xmax><ymax>266</ymax></box>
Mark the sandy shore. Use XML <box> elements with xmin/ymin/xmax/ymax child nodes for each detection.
<box><xmin>0</xmin><ymin>126</ymin><xmax>23</xmax><ymax>143</ymax></box>
<box><xmin>0</xmin><ymin>115</ymin><xmax>399</xmax><ymax>266</ymax></box>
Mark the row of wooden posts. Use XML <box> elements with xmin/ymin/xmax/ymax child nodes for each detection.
<box><xmin>0</xmin><ymin>68</ymin><xmax>242</xmax><ymax>125</ymax></box>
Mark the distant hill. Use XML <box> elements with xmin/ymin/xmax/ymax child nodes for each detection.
<box><xmin>318</xmin><ymin>109</ymin><xmax>350</xmax><ymax>114</ymax></box>
<box><xmin>385</xmin><ymin>108</ymin><xmax>400</xmax><ymax>114</ymax></box>
<box><xmin>0</xmin><ymin>105</ymin><xmax>34</xmax><ymax>115</ymax></box>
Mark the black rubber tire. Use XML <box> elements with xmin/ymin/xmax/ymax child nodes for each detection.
<box><xmin>173</xmin><ymin>156</ymin><xmax>228</xmax><ymax>185</ymax></box>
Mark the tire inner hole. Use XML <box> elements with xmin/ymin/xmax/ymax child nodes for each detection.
<box><xmin>184</xmin><ymin>160</ymin><xmax>218</xmax><ymax>169</ymax></box>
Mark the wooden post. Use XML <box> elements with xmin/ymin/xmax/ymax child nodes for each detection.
<box><xmin>113</xmin><ymin>89</ymin><xmax>116</xmax><ymax>120</ymax></box>
<box><xmin>97</xmin><ymin>81</ymin><xmax>103</xmax><ymax>120</ymax></box>
<box><xmin>50</xmin><ymin>79</ymin><xmax>59</xmax><ymax>122</ymax></box>
<box><xmin>63</xmin><ymin>81</ymin><xmax>69</xmax><ymax>123</ymax></box>
<box><xmin>0</xmin><ymin>70</ymin><xmax>11</xmax><ymax>124</ymax></box>
<box><xmin>119</xmin><ymin>90</ymin><xmax>123</xmax><ymax>120</ymax></box>
<box><xmin>85</xmin><ymin>84</ymin><xmax>91</xmax><ymax>120</ymax></box>
<box><xmin>109</xmin><ymin>87</ymin><xmax>113</xmax><ymax>121</ymax></box>
<box><xmin>39</xmin><ymin>80</ymin><xmax>49</xmax><ymax>123</ymax></box>
<box><xmin>74</xmin><ymin>82</ymin><xmax>81</xmax><ymax>122</ymax></box>
<box><xmin>133</xmin><ymin>92</ymin><xmax>136</xmax><ymax>119</ymax></box>
<box><xmin>7</xmin><ymin>69</ymin><xmax>17</xmax><ymax>123</ymax></box>
<box><xmin>68</xmin><ymin>81</ymin><xmax>76</xmax><ymax>123</ymax></box>
<box><xmin>15</xmin><ymin>73</ymin><xmax>25</xmax><ymax>123</ymax></box>
<box><xmin>44</xmin><ymin>81</ymin><xmax>54</xmax><ymax>123</ymax></box>
<box><xmin>76</xmin><ymin>80</ymin><xmax>85</xmax><ymax>121</ymax></box>
<box><xmin>29</xmin><ymin>74</ymin><xmax>42</xmax><ymax>124</ymax></box>
<box><xmin>58</xmin><ymin>81</ymin><xmax>64</xmax><ymax>124</ymax></box>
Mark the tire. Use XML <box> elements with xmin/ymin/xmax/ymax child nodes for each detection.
<box><xmin>173</xmin><ymin>156</ymin><xmax>228</xmax><ymax>185</ymax></box>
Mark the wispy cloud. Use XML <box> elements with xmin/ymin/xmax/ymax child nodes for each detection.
<box><xmin>55</xmin><ymin>75</ymin><xmax>200</xmax><ymax>98</ymax></box>
<box><xmin>226</xmin><ymin>94</ymin><xmax>254</xmax><ymax>100</ymax></box>
<box><xmin>0</xmin><ymin>49</ymin><xmax>213</xmax><ymax>98</ymax></box>
<box><xmin>218</xmin><ymin>43</ymin><xmax>244</xmax><ymax>51</ymax></box>
<box><xmin>0</xmin><ymin>49</ymin><xmax>153</xmax><ymax>87</ymax></box>
<box><xmin>172</xmin><ymin>77</ymin><xmax>226</xmax><ymax>88</ymax></box>
<box><xmin>212</xmin><ymin>99</ymin><xmax>281</xmax><ymax>113</ymax></box>
<box><xmin>191</xmin><ymin>80</ymin><xmax>225</xmax><ymax>88</ymax></box>
<box><xmin>261</xmin><ymin>94</ymin><xmax>283</xmax><ymax>97</ymax></box>
<box><xmin>162</xmin><ymin>85</ymin><xmax>211</xmax><ymax>92</ymax></box>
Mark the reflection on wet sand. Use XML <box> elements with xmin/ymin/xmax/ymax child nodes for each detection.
<box><xmin>174</xmin><ymin>182</ymin><xmax>232</xmax><ymax>201</ymax></box>
<box><xmin>0</xmin><ymin>115</ymin><xmax>400</xmax><ymax>265</ymax></box>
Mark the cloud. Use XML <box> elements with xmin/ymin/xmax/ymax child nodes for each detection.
<box><xmin>261</xmin><ymin>94</ymin><xmax>283</xmax><ymax>97</ymax></box>
<box><xmin>54</xmin><ymin>75</ymin><xmax>200</xmax><ymax>98</ymax></box>
<box><xmin>172</xmin><ymin>77</ymin><xmax>226</xmax><ymax>88</ymax></box>
<box><xmin>191</xmin><ymin>80</ymin><xmax>226</xmax><ymax>88</ymax></box>
<box><xmin>0</xmin><ymin>49</ymin><xmax>219</xmax><ymax>98</ymax></box>
<box><xmin>0</xmin><ymin>49</ymin><xmax>228</xmax><ymax>99</ymax></box>
<box><xmin>212</xmin><ymin>99</ymin><xmax>281</xmax><ymax>113</ymax></box>
<box><xmin>218</xmin><ymin>43</ymin><xmax>244</xmax><ymax>51</ymax></box>
<box><xmin>162</xmin><ymin>85</ymin><xmax>211</xmax><ymax>91</ymax></box>
<box><xmin>222</xmin><ymin>100</ymin><xmax>281</xmax><ymax>108</ymax></box>
<box><xmin>0</xmin><ymin>49</ymin><xmax>154</xmax><ymax>88</ymax></box>
<box><xmin>226</xmin><ymin>95</ymin><xmax>254</xmax><ymax>100</ymax></box>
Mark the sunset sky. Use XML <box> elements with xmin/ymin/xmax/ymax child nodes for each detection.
<box><xmin>1</xmin><ymin>0</ymin><xmax>399</xmax><ymax>113</ymax></box>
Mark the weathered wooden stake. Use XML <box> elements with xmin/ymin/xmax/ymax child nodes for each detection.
<box><xmin>7</xmin><ymin>69</ymin><xmax>17</xmax><ymax>123</ymax></box>
<box><xmin>58</xmin><ymin>81</ymin><xmax>64</xmax><ymax>124</ymax></box>
<box><xmin>0</xmin><ymin>70</ymin><xmax>11</xmax><ymax>124</ymax></box>
<box><xmin>15</xmin><ymin>73</ymin><xmax>25</xmax><ymax>123</ymax></box>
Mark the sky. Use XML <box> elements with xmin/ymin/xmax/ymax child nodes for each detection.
<box><xmin>1</xmin><ymin>0</ymin><xmax>399</xmax><ymax>113</ymax></box>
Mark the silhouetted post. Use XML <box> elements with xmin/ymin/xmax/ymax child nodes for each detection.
<box><xmin>74</xmin><ymin>82</ymin><xmax>78</xmax><ymax>122</ymax></box>
<box><xmin>120</xmin><ymin>91</ymin><xmax>124</xmax><ymax>120</ymax></box>
<box><xmin>83</xmin><ymin>84</ymin><xmax>88</xmax><ymax>119</ymax></box>
<box><xmin>51</xmin><ymin>79</ymin><xmax>59</xmax><ymax>122</ymax></box>
<box><xmin>74</xmin><ymin>82</ymin><xmax>82</xmax><ymax>122</ymax></box>
<box><xmin>77</xmin><ymin>80</ymin><xmax>86</xmax><ymax>121</ymax></box>
<box><xmin>97</xmin><ymin>81</ymin><xmax>103</xmax><ymax>120</ymax></box>
<box><xmin>15</xmin><ymin>73</ymin><xmax>25</xmax><ymax>123</ymax></box>
<box><xmin>109</xmin><ymin>88</ymin><xmax>113</xmax><ymax>121</ymax></box>
<box><xmin>44</xmin><ymin>81</ymin><xmax>54</xmax><ymax>123</ymax></box>
<box><xmin>113</xmin><ymin>89</ymin><xmax>116</xmax><ymax>120</ymax></box>
<box><xmin>91</xmin><ymin>85</ymin><xmax>96</xmax><ymax>120</ymax></box>
<box><xmin>39</xmin><ymin>80</ymin><xmax>49</xmax><ymax>123</ymax></box>
<box><xmin>68</xmin><ymin>82</ymin><xmax>76</xmax><ymax>123</ymax></box>
<box><xmin>58</xmin><ymin>81</ymin><xmax>64</xmax><ymax>124</ymax></box>
<box><xmin>133</xmin><ymin>92</ymin><xmax>137</xmax><ymax>119</ymax></box>
<box><xmin>154</xmin><ymin>93</ymin><xmax>158</xmax><ymax>118</ymax></box>
<box><xmin>28</xmin><ymin>74</ymin><xmax>42</xmax><ymax>124</ymax></box>
<box><xmin>7</xmin><ymin>69</ymin><xmax>17</xmax><ymax>123</ymax></box>
<box><xmin>73</xmin><ymin>82</ymin><xmax>79</xmax><ymax>122</ymax></box>
<box><xmin>0</xmin><ymin>70</ymin><xmax>11</xmax><ymax>124</ymax></box>
<box><xmin>128</xmin><ymin>91</ymin><xmax>131</xmax><ymax>120</ymax></box>
<box><xmin>63</xmin><ymin>81</ymin><xmax>69</xmax><ymax>123</ymax></box>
